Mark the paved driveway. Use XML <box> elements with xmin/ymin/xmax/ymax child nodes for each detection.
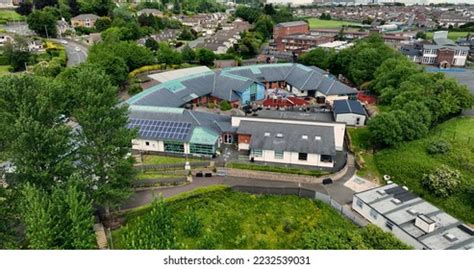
<box><xmin>50</xmin><ymin>38</ymin><xmax>89</xmax><ymax>66</ymax></box>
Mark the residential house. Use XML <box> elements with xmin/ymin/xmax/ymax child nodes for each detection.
<box><xmin>71</xmin><ymin>14</ymin><xmax>100</xmax><ymax>28</ymax></box>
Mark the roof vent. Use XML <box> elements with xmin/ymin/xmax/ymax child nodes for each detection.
<box><xmin>264</xmin><ymin>132</ymin><xmax>270</xmax><ymax>137</ymax></box>
<box><xmin>391</xmin><ymin>198</ymin><xmax>402</xmax><ymax>205</ymax></box>
<box><xmin>415</xmin><ymin>214</ymin><xmax>436</xmax><ymax>233</ymax></box>
<box><xmin>276</xmin><ymin>133</ymin><xmax>283</xmax><ymax>138</ymax></box>
<box><xmin>377</xmin><ymin>189</ymin><xmax>386</xmax><ymax>196</ymax></box>
<box><xmin>315</xmin><ymin>136</ymin><xmax>321</xmax><ymax>140</ymax></box>
<box><xmin>387</xmin><ymin>180</ymin><xmax>393</xmax><ymax>184</ymax></box>
<box><xmin>402</xmin><ymin>186</ymin><xmax>409</xmax><ymax>191</ymax></box>
<box><xmin>302</xmin><ymin>135</ymin><xmax>308</xmax><ymax>139</ymax></box>
<box><xmin>407</xmin><ymin>208</ymin><xmax>418</xmax><ymax>215</ymax></box>
<box><xmin>443</xmin><ymin>233</ymin><xmax>458</xmax><ymax>242</ymax></box>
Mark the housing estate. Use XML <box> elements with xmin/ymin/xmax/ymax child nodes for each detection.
<box><xmin>353</xmin><ymin>183</ymin><xmax>474</xmax><ymax>250</ymax></box>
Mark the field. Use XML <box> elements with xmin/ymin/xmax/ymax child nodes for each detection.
<box><xmin>350</xmin><ymin>117</ymin><xmax>474</xmax><ymax>223</ymax></box>
<box><xmin>307</xmin><ymin>18</ymin><xmax>363</xmax><ymax>29</ymax></box>
<box><xmin>426</xmin><ymin>31</ymin><xmax>469</xmax><ymax>41</ymax></box>
<box><xmin>0</xmin><ymin>10</ymin><xmax>24</xmax><ymax>24</ymax></box>
<box><xmin>112</xmin><ymin>187</ymin><xmax>409</xmax><ymax>249</ymax></box>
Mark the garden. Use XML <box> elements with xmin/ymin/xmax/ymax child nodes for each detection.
<box><xmin>111</xmin><ymin>186</ymin><xmax>409</xmax><ymax>250</ymax></box>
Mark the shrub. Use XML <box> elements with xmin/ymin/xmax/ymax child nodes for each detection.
<box><xmin>426</xmin><ymin>139</ymin><xmax>451</xmax><ymax>155</ymax></box>
<box><xmin>422</xmin><ymin>165</ymin><xmax>461</xmax><ymax>198</ymax></box>
<box><xmin>219</xmin><ymin>100</ymin><xmax>232</xmax><ymax>111</ymax></box>
<box><xmin>128</xmin><ymin>83</ymin><xmax>143</xmax><ymax>96</ymax></box>
<box><xmin>182</xmin><ymin>211</ymin><xmax>202</xmax><ymax>237</ymax></box>
<box><xmin>207</xmin><ymin>102</ymin><xmax>216</xmax><ymax>109</ymax></box>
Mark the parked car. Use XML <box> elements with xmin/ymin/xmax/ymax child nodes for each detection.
<box><xmin>322</xmin><ymin>178</ymin><xmax>333</xmax><ymax>185</ymax></box>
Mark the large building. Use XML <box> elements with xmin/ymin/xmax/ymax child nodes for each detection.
<box><xmin>273</xmin><ymin>21</ymin><xmax>310</xmax><ymax>51</ymax></box>
<box><xmin>127</xmin><ymin>64</ymin><xmax>357</xmax><ymax>109</ymax></box>
<box><xmin>71</xmin><ymin>14</ymin><xmax>100</xmax><ymax>28</ymax></box>
<box><xmin>401</xmin><ymin>31</ymin><xmax>469</xmax><ymax>68</ymax></box>
<box><xmin>353</xmin><ymin>183</ymin><xmax>474</xmax><ymax>250</ymax></box>
<box><xmin>233</xmin><ymin>110</ymin><xmax>346</xmax><ymax>168</ymax></box>
<box><xmin>129</xmin><ymin>106</ymin><xmax>233</xmax><ymax>157</ymax></box>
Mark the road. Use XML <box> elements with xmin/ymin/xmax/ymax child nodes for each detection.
<box><xmin>50</xmin><ymin>38</ymin><xmax>89</xmax><ymax>66</ymax></box>
<box><xmin>121</xmin><ymin>162</ymin><xmax>357</xmax><ymax>211</ymax></box>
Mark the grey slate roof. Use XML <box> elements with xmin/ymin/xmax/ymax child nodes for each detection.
<box><xmin>237</xmin><ymin>121</ymin><xmax>336</xmax><ymax>156</ymax></box>
<box><xmin>333</xmin><ymin>99</ymin><xmax>366</xmax><ymax>116</ymax></box>
<box><xmin>128</xmin><ymin>106</ymin><xmax>231</xmax><ymax>142</ymax></box>
<box><xmin>128</xmin><ymin>63</ymin><xmax>356</xmax><ymax>108</ymax></box>
<box><xmin>252</xmin><ymin>110</ymin><xmax>335</xmax><ymax>123</ymax></box>
<box><xmin>276</xmin><ymin>21</ymin><xmax>308</xmax><ymax>28</ymax></box>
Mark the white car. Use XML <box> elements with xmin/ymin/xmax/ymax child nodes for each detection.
<box><xmin>61</xmin><ymin>40</ymin><xmax>68</xmax><ymax>45</ymax></box>
<box><xmin>74</xmin><ymin>47</ymin><xmax>80</xmax><ymax>52</ymax></box>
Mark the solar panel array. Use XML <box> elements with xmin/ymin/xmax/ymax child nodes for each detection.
<box><xmin>128</xmin><ymin>118</ymin><xmax>192</xmax><ymax>140</ymax></box>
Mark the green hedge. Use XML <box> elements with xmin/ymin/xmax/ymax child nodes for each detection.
<box><xmin>227</xmin><ymin>162</ymin><xmax>327</xmax><ymax>177</ymax></box>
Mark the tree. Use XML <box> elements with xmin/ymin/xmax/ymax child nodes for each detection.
<box><xmin>20</xmin><ymin>183</ymin><xmax>55</xmax><ymax>249</ymax></box>
<box><xmin>121</xmin><ymin>198</ymin><xmax>177</xmax><ymax>249</ymax></box>
<box><xmin>298</xmin><ymin>48</ymin><xmax>335</xmax><ymax>71</ymax></box>
<box><xmin>422</xmin><ymin>165</ymin><xmax>461</xmax><ymax>198</ymax></box>
<box><xmin>78</xmin><ymin>0</ymin><xmax>113</xmax><ymax>17</ymax></box>
<box><xmin>157</xmin><ymin>42</ymin><xmax>182</xmax><ymax>66</ymax></box>
<box><xmin>33</xmin><ymin>0</ymin><xmax>58</xmax><ymax>9</ymax></box>
<box><xmin>219</xmin><ymin>100</ymin><xmax>231</xmax><ymax>111</ymax></box>
<box><xmin>195</xmin><ymin>48</ymin><xmax>215</xmax><ymax>66</ymax></box>
<box><xmin>172</xmin><ymin>0</ymin><xmax>181</xmax><ymax>14</ymax></box>
<box><xmin>254</xmin><ymin>15</ymin><xmax>274</xmax><ymax>40</ymax></box>
<box><xmin>68</xmin><ymin>0</ymin><xmax>81</xmax><ymax>16</ymax></box>
<box><xmin>2</xmin><ymin>36</ymin><xmax>31</xmax><ymax>72</ymax></box>
<box><xmin>178</xmin><ymin>28</ymin><xmax>196</xmax><ymax>41</ymax></box>
<box><xmin>415</xmin><ymin>31</ymin><xmax>427</xmax><ymax>39</ymax></box>
<box><xmin>302</xmin><ymin>227</ymin><xmax>367</xmax><ymax>249</ymax></box>
<box><xmin>27</xmin><ymin>7</ymin><xmax>58</xmax><ymax>38</ymax></box>
<box><xmin>0</xmin><ymin>75</ymin><xmax>73</xmax><ymax>187</ymax></box>
<box><xmin>144</xmin><ymin>38</ymin><xmax>160</xmax><ymax>52</ymax></box>
<box><xmin>263</xmin><ymin>4</ymin><xmax>276</xmax><ymax>16</ymax></box>
<box><xmin>235</xmin><ymin>5</ymin><xmax>262</xmax><ymax>24</ymax></box>
<box><xmin>16</xmin><ymin>1</ymin><xmax>33</xmax><ymax>16</ymax></box>
<box><xmin>181</xmin><ymin>45</ymin><xmax>196</xmax><ymax>63</ymax></box>
<box><xmin>367</xmin><ymin>112</ymin><xmax>404</xmax><ymax>147</ymax></box>
<box><xmin>94</xmin><ymin>16</ymin><xmax>112</xmax><ymax>32</ymax></box>
<box><xmin>61</xmin><ymin>64</ymin><xmax>136</xmax><ymax>209</ymax></box>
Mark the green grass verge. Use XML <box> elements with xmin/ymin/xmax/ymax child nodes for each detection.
<box><xmin>374</xmin><ymin>117</ymin><xmax>474</xmax><ymax>223</ymax></box>
<box><xmin>0</xmin><ymin>65</ymin><xmax>11</xmax><ymax>75</ymax></box>
<box><xmin>426</xmin><ymin>31</ymin><xmax>470</xmax><ymax>41</ymax></box>
<box><xmin>142</xmin><ymin>155</ymin><xmax>200</xmax><ymax>165</ymax></box>
<box><xmin>112</xmin><ymin>187</ymin><xmax>409</xmax><ymax>249</ymax></box>
<box><xmin>307</xmin><ymin>18</ymin><xmax>363</xmax><ymax>29</ymax></box>
<box><xmin>136</xmin><ymin>171</ymin><xmax>186</xmax><ymax>180</ymax></box>
<box><xmin>227</xmin><ymin>162</ymin><xmax>327</xmax><ymax>177</ymax></box>
<box><xmin>0</xmin><ymin>10</ymin><xmax>24</xmax><ymax>24</ymax></box>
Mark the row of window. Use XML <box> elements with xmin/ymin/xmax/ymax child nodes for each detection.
<box><xmin>356</xmin><ymin>198</ymin><xmax>394</xmax><ymax>231</ymax></box>
<box><xmin>251</xmin><ymin>149</ymin><xmax>332</xmax><ymax>163</ymax></box>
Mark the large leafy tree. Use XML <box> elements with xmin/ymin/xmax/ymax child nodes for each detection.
<box><xmin>0</xmin><ymin>75</ymin><xmax>73</xmax><ymax>187</ymax></box>
<box><xmin>27</xmin><ymin>7</ymin><xmax>58</xmax><ymax>38</ymax></box>
<box><xmin>367</xmin><ymin>112</ymin><xmax>404</xmax><ymax>147</ymax></box>
<box><xmin>298</xmin><ymin>48</ymin><xmax>335</xmax><ymax>71</ymax></box>
<box><xmin>61</xmin><ymin>64</ymin><xmax>136</xmax><ymax>209</ymax></box>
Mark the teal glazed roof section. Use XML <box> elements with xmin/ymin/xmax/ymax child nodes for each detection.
<box><xmin>129</xmin><ymin>105</ymin><xmax>185</xmax><ymax>114</ymax></box>
<box><xmin>189</xmin><ymin>127</ymin><xmax>219</xmax><ymax>145</ymax></box>
<box><xmin>250</xmin><ymin>66</ymin><xmax>262</xmax><ymax>74</ymax></box>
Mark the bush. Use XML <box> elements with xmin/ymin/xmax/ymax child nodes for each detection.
<box><xmin>422</xmin><ymin>165</ymin><xmax>461</xmax><ymax>198</ymax></box>
<box><xmin>219</xmin><ymin>100</ymin><xmax>232</xmax><ymax>111</ymax></box>
<box><xmin>182</xmin><ymin>211</ymin><xmax>202</xmax><ymax>237</ymax></box>
<box><xmin>128</xmin><ymin>83</ymin><xmax>143</xmax><ymax>96</ymax></box>
<box><xmin>207</xmin><ymin>102</ymin><xmax>216</xmax><ymax>109</ymax></box>
<box><xmin>426</xmin><ymin>139</ymin><xmax>451</xmax><ymax>155</ymax></box>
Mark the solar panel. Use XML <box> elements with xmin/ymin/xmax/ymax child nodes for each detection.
<box><xmin>128</xmin><ymin>118</ymin><xmax>192</xmax><ymax>141</ymax></box>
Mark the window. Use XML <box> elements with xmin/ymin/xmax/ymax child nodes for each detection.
<box><xmin>264</xmin><ymin>132</ymin><xmax>270</xmax><ymax>137</ymax></box>
<box><xmin>164</xmin><ymin>141</ymin><xmax>184</xmax><ymax>153</ymax></box>
<box><xmin>276</xmin><ymin>133</ymin><xmax>283</xmax><ymax>138</ymax></box>
<box><xmin>252</xmin><ymin>149</ymin><xmax>262</xmax><ymax>157</ymax></box>
<box><xmin>302</xmin><ymin>135</ymin><xmax>308</xmax><ymax>139</ymax></box>
<box><xmin>190</xmin><ymin>143</ymin><xmax>214</xmax><ymax>156</ymax></box>
<box><xmin>356</xmin><ymin>117</ymin><xmax>360</xmax><ymax>125</ymax></box>
<box><xmin>315</xmin><ymin>136</ymin><xmax>321</xmax><ymax>140</ymax></box>
<box><xmin>370</xmin><ymin>209</ymin><xmax>378</xmax><ymax>220</ymax></box>
<box><xmin>356</xmin><ymin>198</ymin><xmax>363</xmax><ymax>209</ymax></box>
<box><xmin>385</xmin><ymin>221</ymin><xmax>394</xmax><ymax>231</ymax></box>
<box><xmin>274</xmin><ymin>150</ymin><xmax>284</xmax><ymax>159</ymax></box>
<box><xmin>298</xmin><ymin>153</ymin><xmax>308</xmax><ymax>161</ymax></box>
<box><xmin>320</xmin><ymin>155</ymin><xmax>332</xmax><ymax>163</ymax></box>
<box><xmin>145</xmin><ymin>141</ymin><xmax>150</xmax><ymax>146</ymax></box>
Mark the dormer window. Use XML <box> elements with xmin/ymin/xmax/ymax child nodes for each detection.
<box><xmin>264</xmin><ymin>132</ymin><xmax>270</xmax><ymax>137</ymax></box>
<box><xmin>302</xmin><ymin>135</ymin><xmax>308</xmax><ymax>139</ymax></box>
<box><xmin>276</xmin><ymin>133</ymin><xmax>283</xmax><ymax>138</ymax></box>
<box><xmin>315</xmin><ymin>136</ymin><xmax>321</xmax><ymax>140</ymax></box>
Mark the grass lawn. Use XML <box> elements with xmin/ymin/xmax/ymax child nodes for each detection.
<box><xmin>227</xmin><ymin>162</ymin><xmax>327</xmax><ymax>177</ymax></box>
<box><xmin>136</xmin><ymin>171</ymin><xmax>186</xmax><ymax>180</ymax></box>
<box><xmin>307</xmin><ymin>18</ymin><xmax>363</xmax><ymax>29</ymax></box>
<box><xmin>373</xmin><ymin>117</ymin><xmax>474</xmax><ymax>223</ymax></box>
<box><xmin>142</xmin><ymin>155</ymin><xmax>200</xmax><ymax>165</ymax></box>
<box><xmin>112</xmin><ymin>187</ymin><xmax>408</xmax><ymax>249</ymax></box>
<box><xmin>0</xmin><ymin>65</ymin><xmax>10</xmax><ymax>75</ymax></box>
<box><xmin>0</xmin><ymin>10</ymin><xmax>24</xmax><ymax>23</ymax></box>
<box><xmin>426</xmin><ymin>31</ymin><xmax>470</xmax><ymax>41</ymax></box>
<box><xmin>347</xmin><ymin>127</ymin><xmax>381</xmax><ymax>182</ymax></box>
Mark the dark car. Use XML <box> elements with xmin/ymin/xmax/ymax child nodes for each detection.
<box><xmin>322</xmin><ymin>178</ymin><xmax>333</xmax><ymax>185</ymax></box>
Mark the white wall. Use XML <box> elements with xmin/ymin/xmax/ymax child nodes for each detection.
<box><xmin>352</xmin><ymin>197</ymin><xmax>426</xmax><ymax>250</ymax></box>
<box><xmin>132</xmin><ymin>139</ymin><xmax>164</xmax><ymax>152</ymax></box>
<box><xmin>336</xmin><ymin>113</ymin><xmax>366</xmax><ymax>126</ymax></box>
<box><xmin>232</xmin><ymin>117</ymin><xmax>346</xmax><ymax>151</ymax></box>
<box><xmin>238</xmin><ymin>143</ymin><xmax>250</xmax><ymax>151</ymax></box>
<box><xmin>251</xmin><ymin>149</ymin><xmax>334</xmax><ymax>168</ymax></box>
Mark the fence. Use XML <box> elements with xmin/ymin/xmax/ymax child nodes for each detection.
<box><xmin>231</xmin><ymin>185</ymin><xmax>368</xmax><ymax>227</ymax></box>
<box><xmin>133</xmin><ymin>177</ymin><xmax>188</xmax><ymax>188</ymax></box>
<box><xmin>136</xmin><ymin>162</ymin><xmax>211</xmax><ymax>171</ymax></box>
